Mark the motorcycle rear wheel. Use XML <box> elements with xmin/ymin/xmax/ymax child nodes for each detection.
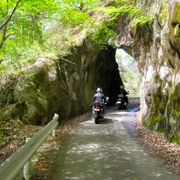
<box><xmin>95</xmin><ymin>118</ymin><xmax>100</xmax><ymax>124</ymax></box>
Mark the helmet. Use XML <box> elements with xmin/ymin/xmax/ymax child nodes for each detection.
<box><xmin>120</xmin><ymin>85</ymin><xmax>124</xmax><ymax>89</ymax></box>
<box><xmin>96</xmin><ymin>87</ymin><xmax>102</xmax><ymax>93</ymax></box>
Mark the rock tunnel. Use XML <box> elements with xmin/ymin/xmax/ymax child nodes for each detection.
<box><xmin>13</xmin><ymin>43</ymin><xmax>124</xmax><ymax>124</ymax></box>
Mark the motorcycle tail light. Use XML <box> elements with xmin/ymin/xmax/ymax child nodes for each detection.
<box><xmin>95</xmin><ymin>105</ymin><xmax>101</xmax><ymax>109</ymax></box>
<box><xmin>95</xmin><ymin>105</ymin><xmax>101</xmax><ymax>111</ymax></box>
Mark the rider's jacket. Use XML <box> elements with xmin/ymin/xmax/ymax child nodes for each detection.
<box><xmin>119</xmin><ymin>89</ymin><xmax>128</xmax><ymax>97</ymax></box>
<box><xmin>118</xmin><ymin>89</ymin><xmax>128</xmax><ymax>103</ymax></box>
<box><xmin>93</xmin><ymin>92</ymin><xmax>106</xmax><ymax>105</ymax></box>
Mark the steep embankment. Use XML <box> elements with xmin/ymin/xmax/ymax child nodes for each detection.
<box><xmin>115</xmin><ymin>0</ymin><xmax>180</xmax><ymax>143</ymax></box>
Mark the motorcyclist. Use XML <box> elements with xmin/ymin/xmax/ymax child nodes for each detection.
<box><xmin>93</xmin><ymin>87</ymin><xmax>106</xmax><ymax>104</ymax></box>
<box><xmin>92</xmin><ymin>87</ymin><xmax>106</xmax><ymax>112</ymax></box>
<box><xmin>119</xmin><ymin>85</ymin><xmax>128</xmax><ymax>95</ymax></box>
<box><xmin>118</xmin><ymin>85</ymin><xmax>129</xmax><ymax>103</ymax></box>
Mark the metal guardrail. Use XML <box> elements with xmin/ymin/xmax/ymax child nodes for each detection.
<box><xmin>0</xmin><ymin>113</ymin><xmax>59</xmax><ymax>180</ymax></box>
<box><xmin>128</xmin><ymin>97</ymin><xmax>140</xmax><ymax>104</ymax></box>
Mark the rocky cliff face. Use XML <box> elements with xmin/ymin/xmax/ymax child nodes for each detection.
<box><xmin>0</xmin><ymin>43</ymin><xmax>121</xmax><ymax>124</ymax></box>
<box><xmin>115</xmin><ymin>0</ymin><xmax>180</xmax><ymax>143</ymax></box>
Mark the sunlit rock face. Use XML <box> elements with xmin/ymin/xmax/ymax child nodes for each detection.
<box><xmin>14</xmin><ymin>44</ymin><xmax>121</xmax><ymax>124</ymax></box>
<box><xmin>116</xmin><ymin>0</ymin><xmax>180</xmax><ymax>143</ymax></box>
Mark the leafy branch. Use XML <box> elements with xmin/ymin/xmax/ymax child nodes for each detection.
<box><xmin>0</xmin><ymin>0</ymin><xmax>21</xmax><ymax>30</ymax></box>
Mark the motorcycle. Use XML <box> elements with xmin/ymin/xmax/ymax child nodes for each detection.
<box><xmin>116</xmin><ymin>94</ymin><xmax>128</xmax><ymax>110</ymax></box>
<box><xmin>92</xmin><ymin>103</ymin><xmax>105</xmax><ymax>124</ymax></box>
<box><xmin>92</xmin><ymin>96</ymin><xmax>109</xmax><ymax>124</ymax></box>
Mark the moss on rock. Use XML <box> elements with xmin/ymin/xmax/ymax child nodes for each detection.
<box><xmin>159</xmin><ymin>0</ymin><xmax>168</xmax><ymax>22</ymax></box>
<box><xmin>169</xmin><ymin>2</ymin><xmax>180</xmax><ymax>56</ymax></box>
<box><xmin>165</xmin><ymin>84</ymin><xmax>180</xmax><ymax>143</ymax></box>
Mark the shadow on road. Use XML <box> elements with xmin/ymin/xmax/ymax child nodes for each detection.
<box><xmin>53</xmin><ymin>102</ymin><xmax>180</xmax><ymax>180</ymax></box>
<box><xmin>100</xmin><ymin>118</ymin><xmax>113</xmax><ymax>124</ymax></box>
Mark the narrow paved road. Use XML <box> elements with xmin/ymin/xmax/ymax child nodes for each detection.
<box><xmin>53</xmin><ymin>104</ymin><xmax>180</xmax><ymax>180</ymax></box>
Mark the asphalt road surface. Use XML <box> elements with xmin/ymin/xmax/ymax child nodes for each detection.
<box><xmin>53</xmin><ymin>104</ymin><xmax>180</xmax><ymax>180</ymax></box>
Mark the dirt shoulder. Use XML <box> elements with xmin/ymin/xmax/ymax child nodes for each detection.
<box><xmin>0</xmin><ymin>120</ymin><xmax>41</xmax><ymax>164</ymax></box>
<box><xmin>135</xmin><ymin>111</ymin><xmax>180</xmax><ymax>174</ymax></box>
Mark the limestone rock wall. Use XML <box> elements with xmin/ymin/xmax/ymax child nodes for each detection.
<box><xmin>116</xmin><ymin>0</ymin><xmax>180</xmax><ymax>143</ymax></box>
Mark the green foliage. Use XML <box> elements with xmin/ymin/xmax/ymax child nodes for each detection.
<box><xmin>88</xmin><ymin>23</ymin><xmax>116</xmax><ymax>48</ymax></box>
<box><xmin>0</xmin><ymin>0</ymin><xmax>59</xmax><ymax>69</ymax></box>
<box><xmin>0</xmin><ymin>0</ymin><xmax>101</xmax><ymax>73</ymax></box>
<box><xmin>100</xmin><ymin>1</ymin><xmax>153</xmax><ymax>27</ymax></box>
<box><xmin>88</xmin><ymin>0</ymin><xmax>154</xmax><ymax>48</ymax></box>
<box><xmin>58</xmin><ymin>0</ymin><xmax>99</xmax><ymax>27</ymax></box>
<box><xmin>131</xmin><ymin>16</ymin><xmax>154</xmax><ymax>27</ymax></box>
<box><xmin>102</xmin><ymin>5</ymin><xmax>141</xmax><ymax>18</ymax></box>
<box><xmin>0</xmin><ymin>0</ymin><xmax>153</xmax><ymax>74</ymax></box>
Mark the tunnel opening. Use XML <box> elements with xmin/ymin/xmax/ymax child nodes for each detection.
<box><xmin>91</xmin><ymin>46</ymin><xmax>140</xmax><ymax>106</ymax></box>
<box><xmin>115</xmin><ymin>48</ymin><xmax>140</xmax><ymax>98</ymax></box>
<box><xmin>92</xmin><ymin>46</ymin><xmax>123</xmax><ymax>105</ymax></box>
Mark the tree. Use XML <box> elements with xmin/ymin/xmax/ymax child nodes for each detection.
<box><xmin>0</xmin><ymin>0</ymin><xmax>100</xmax><ymax>66</ymax></box>
<box><xmin>0</xmin><ymin>0</ymin><xmax>59</xmax><ymax>64</ymax></box>
<box><xmin>0</xmin><ymin>0</ymin><xmax>21</xmax><ymax>64</ymax></box>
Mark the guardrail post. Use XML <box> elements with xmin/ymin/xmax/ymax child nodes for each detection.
<box><xmin>23</xmin><ymin>138</ymin><xmax>31</xmax><ymax>180</ymax></box>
